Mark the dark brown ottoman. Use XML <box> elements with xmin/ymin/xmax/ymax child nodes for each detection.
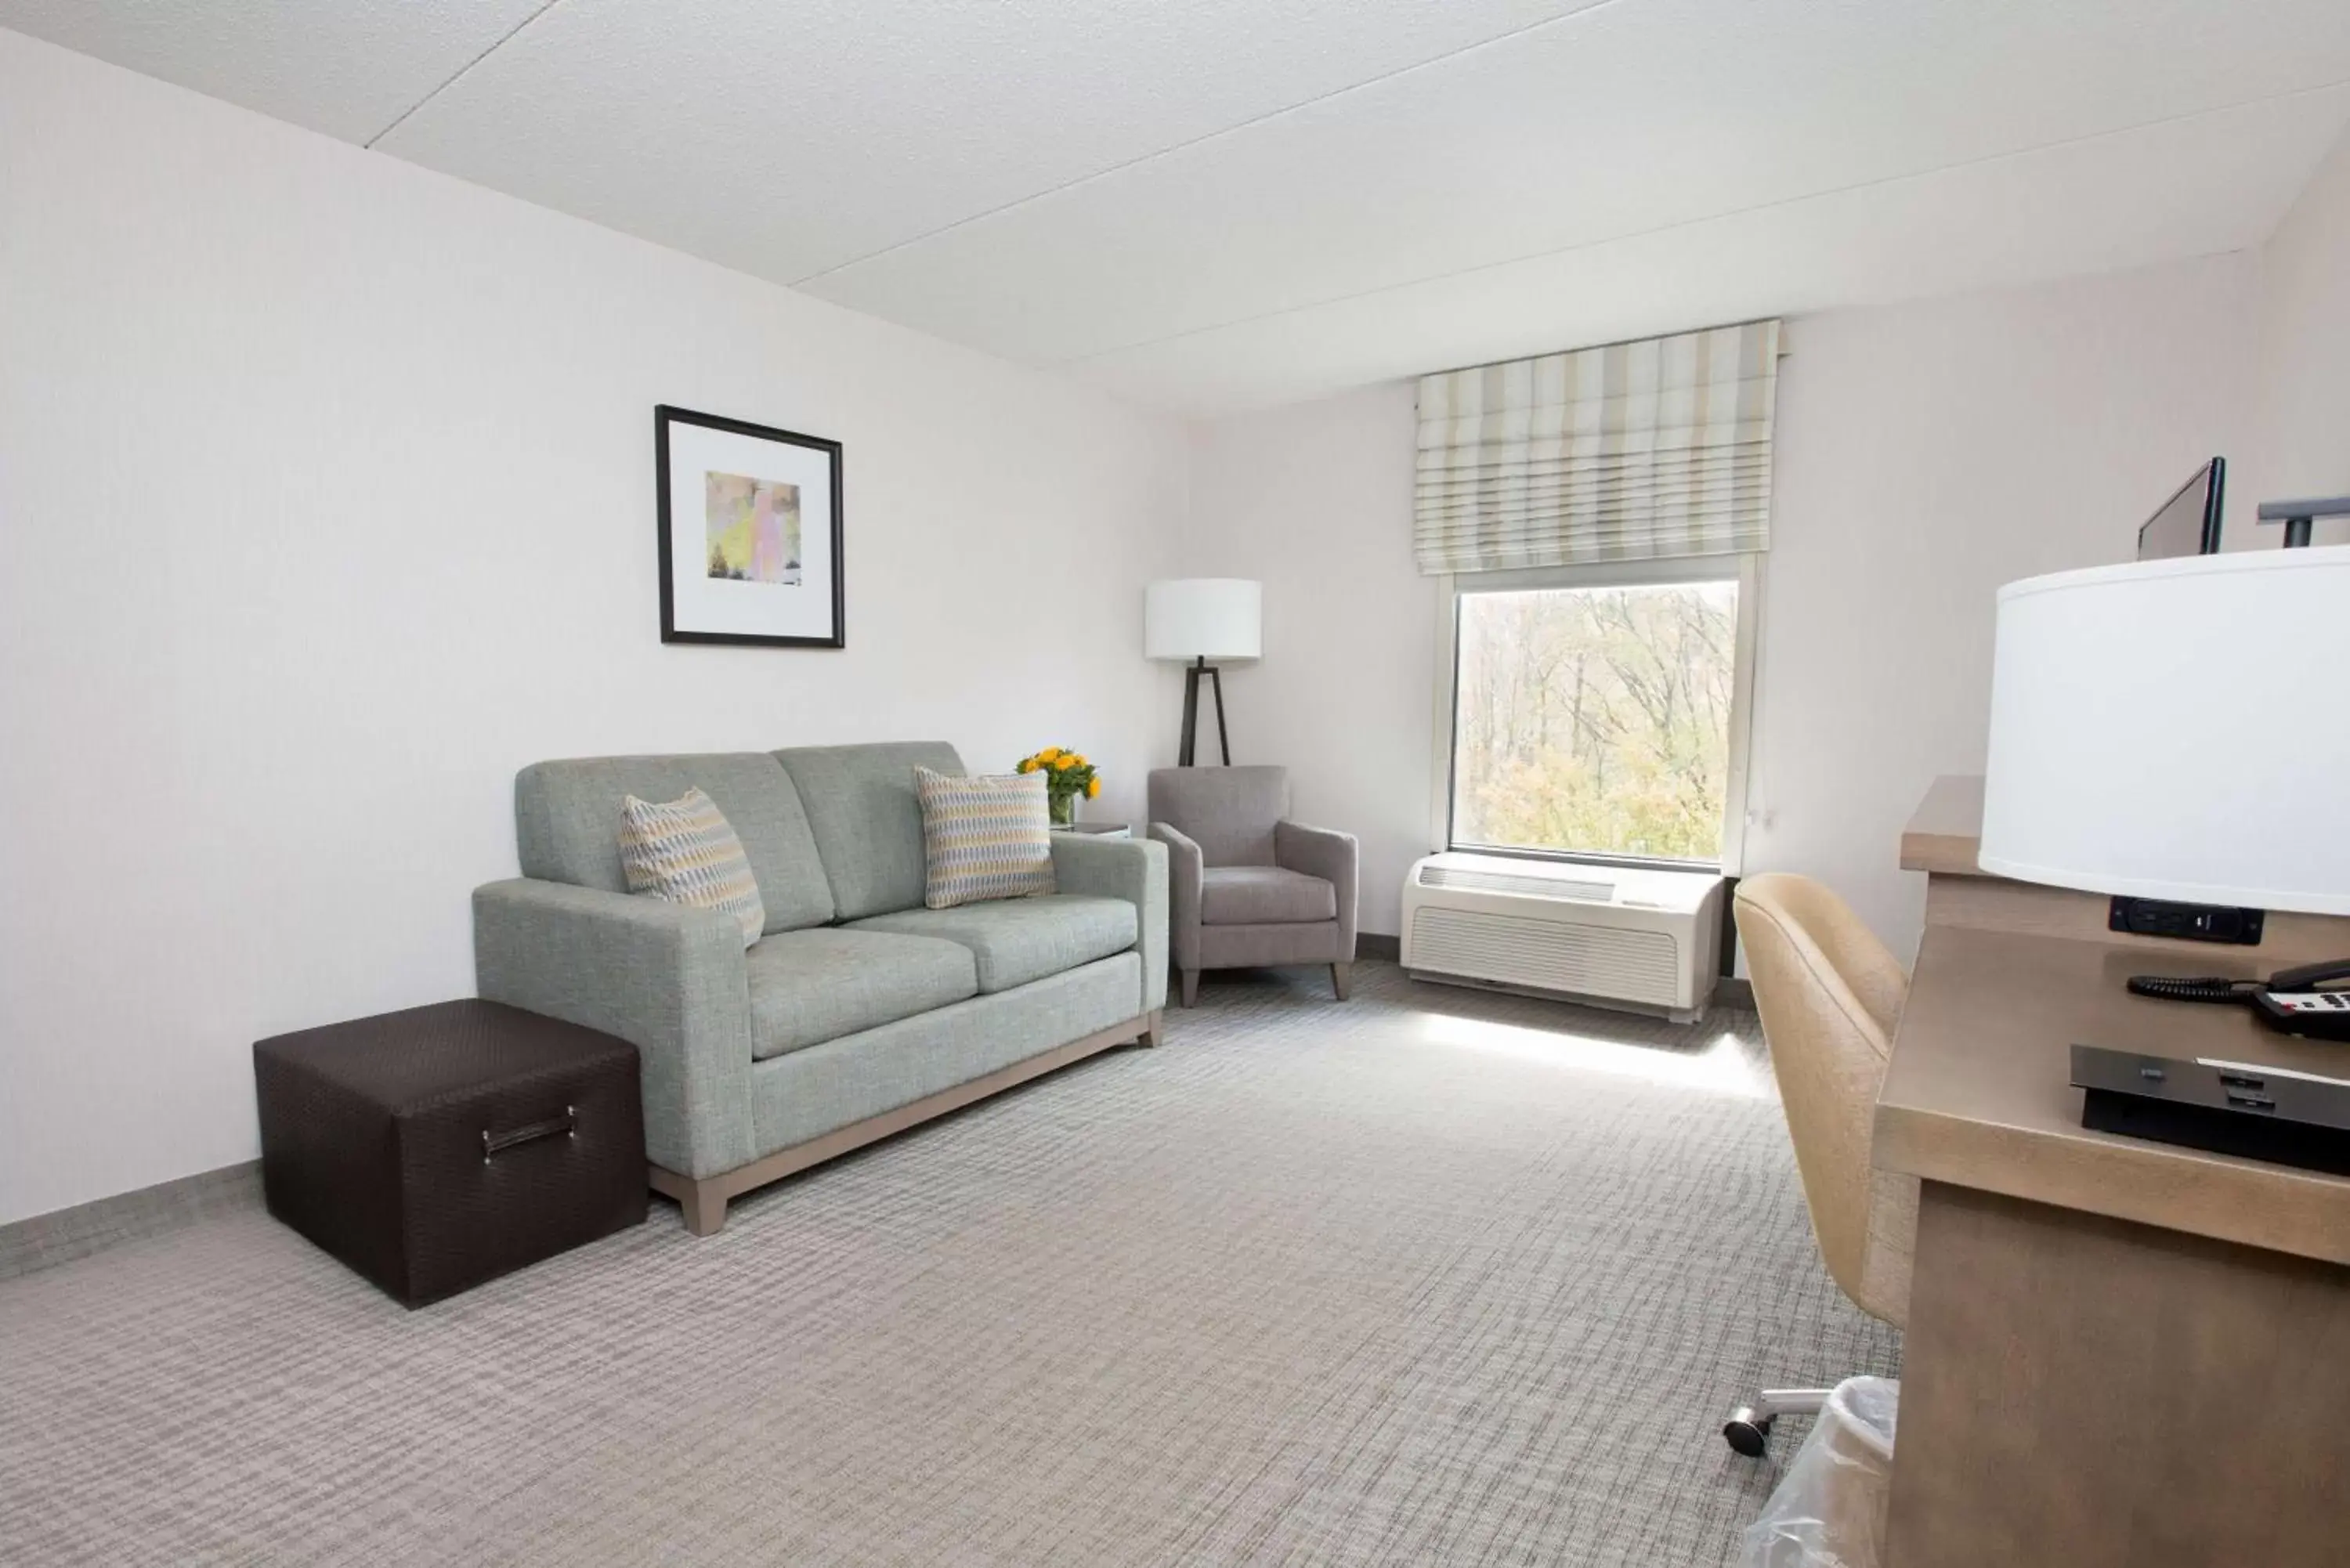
<box><xmin>254</xmin><ymin>999</ymin><xmax>646</xmax><ymax>1307</ymax></box>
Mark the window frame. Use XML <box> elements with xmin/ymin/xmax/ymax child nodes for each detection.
<box><xmin>1427</xmin><ymin>551</ymin><xmax>1762</xmax><ymax>875</ymax></box>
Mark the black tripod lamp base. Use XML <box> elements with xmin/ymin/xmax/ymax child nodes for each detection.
<box><xmin>1178</xmin><ymin>656</ymin><xmax>1231</xmax><ymax>767</ymax></box>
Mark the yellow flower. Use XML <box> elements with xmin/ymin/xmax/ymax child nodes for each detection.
<box><xmin>1068</xmin><ymin>753</ymin><xmax>1086</xmax><ymax>767</ymax></box>
<box><xmin>1037</xmin><ymin>746</ymin><xmax>1061</xmax><ymax>762</ymax></box>
<box><xmin>1053</xmin><ymin>756</ymin><xmax>1076</xmax><ymax>771</ymax></box>
<box><xmin>1086</xmin><ymin>777</ymin><xmax>1102</xmax><ymax>798</ymax></box>
<box><xmin>1016</xmin><ymin>757</ymin><xmax>1035</xmax><ymax>772</ymax></box>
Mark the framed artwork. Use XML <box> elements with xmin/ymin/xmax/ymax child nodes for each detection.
<box><xmin>655</xmin><ymin>404</ymin><xmax>844</xmax><ymax>648</ymax></box>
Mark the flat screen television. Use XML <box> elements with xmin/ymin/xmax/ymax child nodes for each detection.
<box><xmin>2135</xmin><ymin>457</ymin><xmax>2226</xmax><ymax>560</ymax></box>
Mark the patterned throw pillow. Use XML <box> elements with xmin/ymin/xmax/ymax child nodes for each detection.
<box><xmin>618</xmin><ymin>787</ymin><xmax>766</xmax><ymax>948</ymax></box>
<box><xmin>914</xmin><ymin>766</ymin><xmax>1056</xmax><ymax>909</ymax></box>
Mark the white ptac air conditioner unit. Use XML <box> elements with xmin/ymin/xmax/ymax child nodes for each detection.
<box><xmin>1401</xmin><ymin>851</ymin><xmax>1725</xmax><ymax>1021</ymax></box>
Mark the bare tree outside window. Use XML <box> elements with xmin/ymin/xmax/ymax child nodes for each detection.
<box><xmin>1450</xmin><ymin>581</ymin><xmax>1739</xmax><ymax>862</ymax></box>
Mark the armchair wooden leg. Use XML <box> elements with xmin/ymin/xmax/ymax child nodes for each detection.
<box><xmin>1180</xmin><ymin>968</ymin><xmax>1199</xmax><ymax>1008</ymax></box>
<box><xmin>1330</xmin><ymin>962</ymin><xmax>1352</xmax><ymax>1001</ymax></box>
<box><xmin>1137</xmin><ymin>1009</ymin><xmax>1163</xmax><ymax>1047</ymax></box>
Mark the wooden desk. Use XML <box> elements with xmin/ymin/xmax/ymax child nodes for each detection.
<box><xmin>1878</xmin><ymin>779</ymin><xmax>2350</xmax><ymax>1567</ymax></box>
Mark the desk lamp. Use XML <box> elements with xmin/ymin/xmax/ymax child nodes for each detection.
<box><xmin>1979</xmin><ymin>546</ymin><xmax>2350</xmax><ymax>1035</ymax></box>
<box><xmin>2255</xmin><ymin>494</ymin><xmax>2350</xmax><ymax>547</ymax></box>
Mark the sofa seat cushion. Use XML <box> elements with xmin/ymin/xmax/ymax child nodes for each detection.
<box><xmin>745</xmin><ymin>929</ymin><xmax>978</xmax><ymax>1061</ymax></box>
<box><xmin>1201</xmin><ymin>865</ymin><xmax>1337</xmax><ymax>926</ymax></box>
<box><xmin>848</xmin><ymin>895</ymin><xmax>1137</xmax><ymax>994</ymax></box>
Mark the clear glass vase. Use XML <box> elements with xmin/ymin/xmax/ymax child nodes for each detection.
<box><xmin>1049</xmin><ymin>791</ymin><xmax>1078</xmax><ymax>829</ymax></box>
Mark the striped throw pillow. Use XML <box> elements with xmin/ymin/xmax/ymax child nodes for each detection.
<box><xmin>915</xmin><ymin>766</ymin><xmax>1056</xmax><ymax>909</ymax></box>
<box><xmin>618</xmin><ymin>787</ymin><xmax>765</xmax><ymax>948</ymax></box>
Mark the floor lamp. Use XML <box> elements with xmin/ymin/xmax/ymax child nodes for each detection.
<box><xmin>1144</xmin><ymin>579</ymin><xmax>1261</xmax><ymax>766</ymax></box>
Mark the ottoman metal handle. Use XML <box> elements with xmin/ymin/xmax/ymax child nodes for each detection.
<box><xmin>482</xmin><ymin>1105</ymin><xmax>577</xmax><ymax>1162</ymax></box>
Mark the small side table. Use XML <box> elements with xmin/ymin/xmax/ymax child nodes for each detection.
<box><xmin>1051</xmin><ymin>822</ymin><xmax>1132</xmax><ymax>840</ymax></box>
<box><xmin>254</xmin><ymin>1000</ymin><xmax>645</xmax><ymax>1306</ymax></box>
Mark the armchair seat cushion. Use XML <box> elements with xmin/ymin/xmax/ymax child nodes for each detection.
<box><xmin>1201</xmin><ymin>865</ymin><xmax>1337</xmax><ymax>926</ymax></box>
<box><xmin>745</xmin><ymin>929</ymin><xmax>978</xmax><ymax>1061</ymax></box>
<box><xmin>848</xmin><ymin>894</ymin><xmax>1137</xmax><ymax>994</ymax></box>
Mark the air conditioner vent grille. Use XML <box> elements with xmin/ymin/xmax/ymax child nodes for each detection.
<box><xmin>1416</xmin><ymin>864</ymin><xmax>1614</xmax><ymax>901</ymax></box>
<box><xmin>1408</xmin><ymin>905</ymin><xmax>1681</xmax><ymax>1006</ymax></box>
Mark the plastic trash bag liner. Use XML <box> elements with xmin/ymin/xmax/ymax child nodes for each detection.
<box><xmin>1739</xmin><ymin>1376</ymin><xmax>1900</xmax><ymax>1568</ymax></box>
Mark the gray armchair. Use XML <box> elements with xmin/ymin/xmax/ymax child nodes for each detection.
<box><xmin>1148</xmin><ymin>766</ymin><xmax>1358</xmax><ymax>1006</ymax></box>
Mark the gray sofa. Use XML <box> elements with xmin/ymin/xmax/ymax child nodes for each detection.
<box><xmin>473</xmin><ymin>742</ymin><xmax>1167</xmax><ymax>1234</ymax></box>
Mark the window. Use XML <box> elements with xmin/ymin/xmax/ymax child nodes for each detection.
<box><xmin>1444</xmin><ymin>564</ymin><xmax>1754</xmax><ymax>867</ymax></box>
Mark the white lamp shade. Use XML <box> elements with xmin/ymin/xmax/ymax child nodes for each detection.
<box><xmin>1144</xmin><ymin>578</ymin><xmax>1261</xmax><ymax>661</ymax></box>
<box><xmin>1979</xmin><ymin>546</ymin><xmax>2350</xmax><ymax>915</ymax></box>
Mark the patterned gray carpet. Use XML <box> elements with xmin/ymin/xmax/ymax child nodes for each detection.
<box><xmin>0</xmin><ymin>961</ymin><xmax>1896</xmax><ymax>1566</ymax></box>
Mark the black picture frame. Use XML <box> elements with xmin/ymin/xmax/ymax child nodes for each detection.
<box><xmin>655</xmin><ymin>403</ymin><xmax>845</xmax><ymax>648</ymax></box>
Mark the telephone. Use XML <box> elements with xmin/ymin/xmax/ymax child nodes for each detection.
<box><xmin>2128</xmin><ymin>959</ymin><xmax>2350</xmax><ymax>1042</ymax></box>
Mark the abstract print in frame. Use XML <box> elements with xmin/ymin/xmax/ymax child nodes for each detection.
<box><xmin>656</xmin><ymin>405</ymin><xmax>844</xmax><ymax>648</ymax></box>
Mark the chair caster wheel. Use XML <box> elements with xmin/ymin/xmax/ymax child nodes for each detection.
<box><xmin>1723</xmin><ymin>1408</ymin><xmax>1773</xmax><ymax>1457</ymax></box>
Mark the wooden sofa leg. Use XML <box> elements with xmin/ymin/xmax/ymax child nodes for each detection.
<box><xmin>680</xmin><ymin>1181</ymin><xmax>728</xmax><ymax>1237</ymax></box>
<box><xmin>1330</xmin><ymin>962</ymin><xmax>1352</xmax><ymax>1001</ymax></box>
<box><xmin>1180</xmin><ymin>968</ymin><xmax>1199</xmax><ymax>1008</ymax></box>
<box><xmin>1137</xmin><ymin>1009</ymin><xmax>1164</xmax><ymax>1047</ymax></box>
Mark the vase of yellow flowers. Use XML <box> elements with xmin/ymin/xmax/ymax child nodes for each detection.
<box><xmin>1016</xmin><ymin>746</ymin><xmax>1100</xmax><ymax>828</ymax></box>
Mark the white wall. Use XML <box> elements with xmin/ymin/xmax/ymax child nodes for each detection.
<box><xmin>1183</xmin><ymin>385</ymin><xmax>1431</xmax><ymax>934</ymax></box>
<box><xmin>1183</xmin><ymin>255</ymin><xmax>2261</xmax><ymax>958</ymax></box>
<box><xmin>2251</xmin><ymin>123</ymin><xmax>2350</xmax><ymax>545</ymax></box>
<box><xmin>0</xmin><ymin>31</ymin><xmax>1189</xmax><ymax>1226</ymax></box>
<box><xmin>1752</xmin><ymin>257</ymin><xmax>2257</xmax><ymax>951</ymax></box>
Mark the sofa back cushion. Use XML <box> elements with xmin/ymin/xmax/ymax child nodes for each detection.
<box><xmin>774</xmin><ymin>742</ymin><xmax>964</xmax><ymax>919</ymax></box>
<box><xmin>515</xmin><ymin>753</ymin><xmax>834</xmax><ymax>933</ymax></box>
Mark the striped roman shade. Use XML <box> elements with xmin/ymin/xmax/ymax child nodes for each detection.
<box><xmin>1415</xmin><ymin>320</ymin><xmax>1781</xmax><ymax>575</ymax></box>
<box><xmin>914</xmin><ymin>767</ymin><xmax>1057</xmax><ymax>909</ymax></box>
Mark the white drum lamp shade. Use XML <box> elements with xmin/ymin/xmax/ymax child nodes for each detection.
<box><xmin>1979</xmin><ymin>546</ymin><xmax>2350</xmax><ymax>916</ymax></box>
<box><xmin>1144</xmin><ymin>579</ymin><xmax>1261</xmax><ymax>661</ymax></box>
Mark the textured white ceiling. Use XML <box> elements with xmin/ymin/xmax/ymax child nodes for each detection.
<box><xmin>1077</xmin><ymin>89</ymin><xmax>2350</xmax><ymax>412</ymax></box>
<box><xmin>0</xmin><ymin>0</ymin><xmax>549</xmax><ymax>144</ymax></box>
<box><xmin>8</xmin><ymin>0</ymin><xmax>2348</xmax><ymax>414</ymax></box>
<box><xmin>373</xmin><ymin>0</ymin><xmax>1603</xmax><ymax>284</ymax></box>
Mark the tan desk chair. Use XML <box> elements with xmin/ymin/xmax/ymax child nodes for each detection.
<box><xmin>1723</xmin><ymin>873</ymin><xmax>1918</xmax><ymax>1456</ymax></box>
